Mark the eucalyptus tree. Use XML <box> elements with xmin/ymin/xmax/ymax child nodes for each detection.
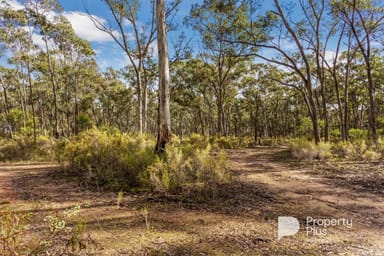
<box><xmin>223</xmin><ymin>0</ymin><xmax>328</xmax><ymax>143</ymax></box>
<box><xmin>0</xmin><ymin>67</ymin><xmax>17</xmax><ymax>138</ymax></box>
<box><xmin>171</xmin><ymin>58</ymin><xmax>217</xmax><ymax>136</ymax></box>
<box><xmin>88</xmin><ymin>0</ymin><xmax>180</xmax><ymax>135</ymax></box>
<box><xmin>0</xmin><ymin>3</ymin><xmax>40</xmax><ymax>140</ymax></box>
<box><xmin>332</xmin><ymin>0</ymin><xmax>384</xmax><ymax>144</ymax></box>
<box><xmin>47</xmin><ymin>16</ymin><xmax>95</xmax><ymax>135</ymax></box>
<box><xmin>296</xmin><ymin>0</ymin><xmax>334</xmax><ymax>141</ymax></box>
<box><xmin>186</xmin><ymin>0</ymin><xmax>254</xmax><ymax>136</ymax></box>
<box><xmin>24</xmin><ymin>0</ymin><xmax>63</xmax><ymax>137</ymax></box>
<box><xmin>155</xmin><ymin>0</ymin><xmax>171</xmax><ymax>153</ymax></box>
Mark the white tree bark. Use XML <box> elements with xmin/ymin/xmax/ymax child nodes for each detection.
<box><xmin>156</xmin><ymin>0</ymin><xmax>171</xmax><ymax>153</ymax></box>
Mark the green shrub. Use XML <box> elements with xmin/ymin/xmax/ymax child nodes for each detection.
<box><xmin>348</xmin><ymin>128</ymin><xmax>368</xmax><ymax>141</ymax></box>
<box><xmin>331</xmin><ymin>139</ymin><xmax>384</xmax><ymax>160</ymax></box>
<box><xmin>78</xmin><ymin>114</ymin><xmax>94</xmax><ymax>131</ymax></box>
<box><xmin>185</xmin><ymin>133</ymin><xmax>210</xmax><ymax>149</ymax></box>
<box><xmin>288</xmin><ymin>139</ymin><xmax>331</xmax><ymax>160</ymax></box>
<box><xmin>362</xmin><ymin>150</ymin><xmax>381</xmax><ymax>161</ymax></box>
<box><xmin>147</xmin><ymin>142</ymin><xmax>231</xmax><ymax>197</ymax></box>
<box><xmin>332</xmin><ymin>140</ymin><xmax>368</xmax><ymax>160</ymax></box>
<box><xmin>59</xmin><ymin>128</ymin><xmax>156</xmax><ymax>190</ymax></box>
<box><xmin>0</xmin><ymin>205</ymin><xmax>89</xmax><ymax>255</ymax></box>
<box><xmin>329</xmin><ymin>129</ymin><xmax>341</xmax><ymax>142</ymax></box>
<box><xmin>0</xmin><ymin>135</ymin><xmax>56</xmax><ymax>162</ymax></box>
<box><xmin>213</xmin><ymin>136</ymin><xmax>256</xmax><ymax>149</ymax></box>
<box><xmin>374</xmin><ymin>138</ymin><xmax>384</xmax><ymax>159</ymax></box>
<box><xmin>0</xmin><ymin>207</ymin><xmax>33</xmax><ymax>255</ymax></box>
<box><xmin>331</xmin><ymin>141</ymin><xmax>350</xmax><ymax>158</ymax></box>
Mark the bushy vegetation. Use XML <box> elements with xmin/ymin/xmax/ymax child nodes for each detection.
<box><xmin>288</xmin><ymin>136</ymin><xmax>384</xmax><ymax>161</ymax></box>
<box><xmin>288</xmin><ymin>139</ymin><xmax>332</xmax><ymax>160</ymax></box>
<box><xmin>58</xmin><ymin>128</ymin><xmax>157</xmax><ymax>190</ymax></box>
<box><xmin>0</xmin><ymin>205</ymin><xmax>89</xmax><ymax>255</ymax></box>
<box><xmin>148</xmin><ymin>136</ymin><xmax>230</xmax><ymax>196</ymax></box>
<box><xmin>58</xmin><ymin>129</ymin><xmax>230</xmax><ymax>193</ymax></box>
<box><xmin>0</xmin><ymin>135</ymin><xmax>56</xmax><ymax>162</ymax></box>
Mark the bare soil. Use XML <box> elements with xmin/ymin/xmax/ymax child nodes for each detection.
<box><xmin>0</xmin><ymin>147</ymin><xmax>383</xmax><ymax>255</ymax></box>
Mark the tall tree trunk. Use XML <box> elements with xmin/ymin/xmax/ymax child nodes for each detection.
<box><xmin>365</xmin><ymin>60</ymin><xmax>378</xmax><ymax>143</ymax></box>
<box><xmin>343</xmin><ymin>68</ymin><xmax>350</xmax><ymax>141</ymax></box>
<box><xmin>0</xmin><ymin>75</ymin><xmax>13</xmax><ymax>138</ymax></box>
<box><xmin>44</xmin><ymin>38</ymin><xmax>59</xmax><ymax>138</ymax></box>
<box><xmin>26</xmin><ymin>62</ymin><xmax>37</xmax><ymax>143</ymax></box>
<box><xmin>253</xmin><ymin>94</ymin><xmax>260</xmax><ymax>144</ymax></box>
<box><xmin>136</xmin><ymin>68</ymin><xmax>143</xmax><ymax>135</ymax></box>
<box><xmin>320</xmin><ymin>83</ymin><xmax>329</xmax><ymax>142</ymax></box>
<box><xmin>306</xmin><ymin>85</ymin><xmax>321</xmax><ymax>144</ymax></box>
<box><xmin>342</xmin><ymin>33</ymin><xmax>353</xmax><ymax>141</ymax></box>
<box><xmin>143</xmin><ymin>67</ymin><xmax>149</xmax><ymax>133</ymax></box>
<box><xmin>73</xmin><ymin>76</ymin><xmax>79</xmax><ymax>135</ymax></box>
<box><xmin>217</xmin><ymin>95</ymin><xmax>224</xmax><ymax>136</ymax></box>
<box><xmin>155</xmin><ymin>0</ymin><xmax>171</xmax><ymax>153</ymax></box>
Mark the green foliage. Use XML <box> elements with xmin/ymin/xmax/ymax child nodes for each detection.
<box><xmin>298</xmin><ymin>117</ymin><xmax>313</xmax><ymax>138</ymax></box>
<box><xmin>147</xmin><ymin>138</ymin><xmax>231</xmax><ymax>197</ymax></box>
<box><xmin>331</xmin><ymin>140</ymin><xmax>367</xmax><ymax>160</ymax></box>
<box><xmin>77</xmin><ymin>114</ymin><xmax>94</xmax><ymax>132</ymax></box>
<box><xmin>0</xmin><ymin>205</ymin><xmax>88</xmax><ymax>255</ymax></box>
<box><xmin>288</xmin><ymin>138</ymin><xmax>332</xmax><ymax>160</ymax></box>
<box><xmin>59</xmin><ymin>130</ymin><xmax>231</xmax><ymax>196</ymax></box>
<box><xmin>0</xmin><ymin>207</ymin><xmax>33</xmax><ymax>255</ymax></box>
<box><xmin>59</xmin><ymin>128</ymin><xmax>157</xmax><ymax>190</ymax></box>
<box><xmin>374</xmin><ymin>138</ymin><xmax>384</xmax><ymax>159</ymax></box>
<box><xmin>185</xmin><ymin>133</ymin><xmax>211</xmax><ymax>149</ymax></box>
<box><xmin>212</xmin><ymin>136</ymin><xmax>256</xmax><ymax>149</ymax></box>
<box><xmin>329</xmin><ymin>129</ymin><xmax>341</xmax><ymax>142</ymax></box>
<box><xmin>348</xmin><ymin>128</ymin><xmax>368</xmax><ymax>141</ymax></box>
<box><xmin>214</xmin><ymin>136</ymin><xmax>240</xmax><ymax>149</ymax></box>
<box><xmin>0</xmin><ymin>135</ymin><xmax>56</xmax><ymax>162</ymax></box>
<box><xmin>332</xmin><ymin>137</ymin><xmax>384</xmax><ymax>160</ymax></box>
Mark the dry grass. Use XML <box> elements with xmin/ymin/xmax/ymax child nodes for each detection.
<box><xmin>0</xmin><ymin>147</ymin><xmax>383</xmax><ymax>255</ymax></box>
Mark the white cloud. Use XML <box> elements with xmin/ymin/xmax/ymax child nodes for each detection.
<box><xmin>324</xmin><ymin>50</ymin><xmax>337</xmax><ymax>64</ymax></box>
<box><xmin>31</xmin><ymin>33</ymin><xmax>47</xmax><ymax>49</ymax></box>
<box><xmin>1</xmin><ymin>1</ymin><xmax>113</xmax><ymax>43</ymax></box>
<box><xmin>148</xmin><ymin>40</ymin><xmax>158</xmax><ymax>58</ymax></box>
<box><xmin>1</xmin><ymin>0</ymin><xmax>24</xmax><ymax>10</ymax></box>
<box><xmin>63</xmin><ymin>11</ymin><xmax>114</xmax><ymax>42</ymax></box>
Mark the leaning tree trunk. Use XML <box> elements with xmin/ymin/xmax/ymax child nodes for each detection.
<box><xmin>155</xmin><ymin>0</ymin><xmax>171</xmax><ymax>153</ymax></box>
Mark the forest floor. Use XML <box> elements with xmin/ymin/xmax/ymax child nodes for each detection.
<box><xmin>0</xmin><ymin>147</ymin><xmax>383</xmax><ymax>255</ymax></box>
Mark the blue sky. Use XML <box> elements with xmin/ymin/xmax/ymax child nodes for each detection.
<box><xmin>1</xmin><ymin>0</ymin><xmax>202</xmax><ymax>70</ymax></box>
<box><xmin>1</xmin><ymin>0</ymin><xmax>353</xmax><ymax>70</ymax></box>
<box><xmin>57</xmin><ymin>0</ymin><xmax>202</xmax><ymax>70</ymax></box>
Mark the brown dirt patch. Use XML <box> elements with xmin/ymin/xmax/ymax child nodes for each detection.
<box><xmin>0</xmin><ymin>147</ymin><xmax>383</xmax><ymax>255</ymax></box>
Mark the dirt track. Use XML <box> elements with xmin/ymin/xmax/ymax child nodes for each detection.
<box><xmin>1</xmin><ymin>147</ymin><xmax>383</xmax><ymax>255</ymax></box>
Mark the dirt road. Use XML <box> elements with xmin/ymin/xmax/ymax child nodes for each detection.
<box><xmin>0</xmin><ymin>147</ymin><xmax>383</xmax><ymax>255</ymax></box>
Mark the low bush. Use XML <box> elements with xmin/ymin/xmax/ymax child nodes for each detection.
<box><xmin>185</xmin><ymin>133</ymin><xmax>211</xmax><ymax>149</ymax></box>
<box><xmin>348</xmin><ymin>128</ymin><xmax>368</xmax><ymax>141</ymax></box>
<box><xmin>211</xmin><ymin>136</ymin><xmax>257</xmax><ymax>149</ymax></box>
<box><xmin>147</xmin><ymin>140</ymin><xmax>231</xmax><ymax>198</ymax></box>
<box><xmin>374</xmin><ymin>138</ymin><xmax>384</xmax><ymax>159</ymax></box>
<box><xmin>214</xmin><ymin>136</ymin><xmax>240</xmax><ymax>149</ymax></box>
<box><xmin>334</xmin><ymin>140</ymin><xmax>367</xmax><ymax>160</ymax></box>
<box><xmin>0</xmin><ymin>207</ymin><xmax>33</xmax><ymax>255</ymax></box>
<box><xmin>59</xmin><ymin>128</ymin><xmax>157</xmax><ymax>190</ymax></box>
<box><xmin>288</xmin><ymin>139</ymin><xmax>332</xmax><ymax>160</ymax></box>
<box><xmin>0</xmin><ymin>135</ymin><xmax>56</xmax><ymax>162</ymax></box>
<box><xmin>0</xmin><ymin>205</ymin><xmax>88</xmax><ymax>255</ymax></box>
<box><xmin>59</xmin><ymin>129</ymin><xmax>231</xmax><ymax>193</ymax></box>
